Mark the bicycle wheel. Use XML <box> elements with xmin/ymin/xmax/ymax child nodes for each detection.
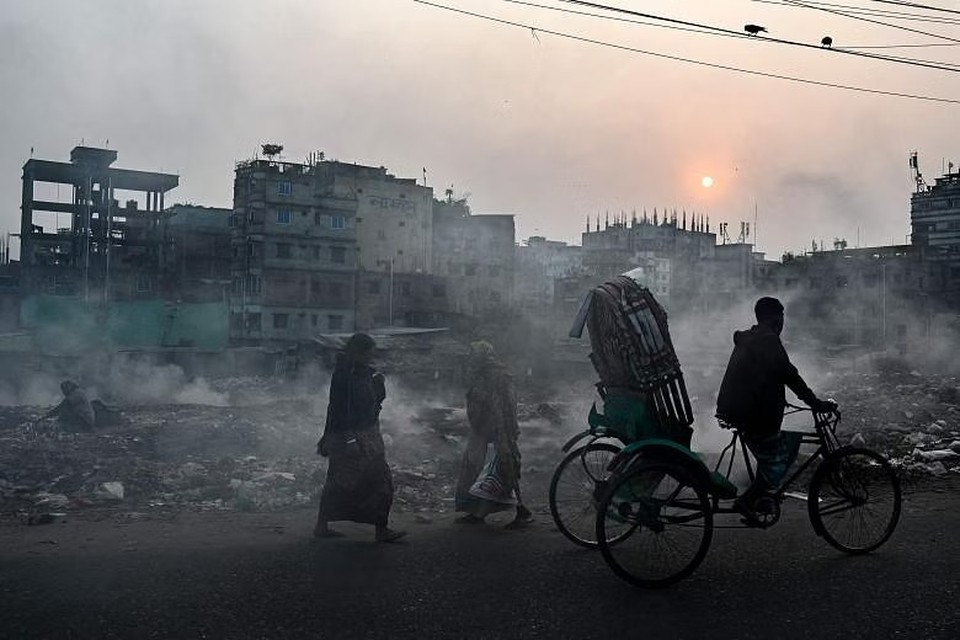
<box><xmin>549</xmin><ymin>441</ymin><xmax>621</xmax><ymax>548</ymax></box>
<box><xmin>809</xmin><ymin>447</ymin><xmax>901</xmax><ymax>554</ymax></box>
<box><xmin>596</xmin><ymin>461</ymin><xmax>713</xmax><ymax>588</ymax></box>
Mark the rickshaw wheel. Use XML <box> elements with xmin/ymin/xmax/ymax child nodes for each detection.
<box><xmin>549</xmin><ymin>441</ymin><xmax>622</xmax><ymax>548</ymax></box>
<box><xmin>596</xmin><ymin>460</ymin><xmax>713</xmax><ymax>588</ymax></box>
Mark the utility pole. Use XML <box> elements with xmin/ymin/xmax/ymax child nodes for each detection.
<box><xmin>388</xmin><ymin>257</ymin><xmax>394</xmax><ymax>327</ymax></box>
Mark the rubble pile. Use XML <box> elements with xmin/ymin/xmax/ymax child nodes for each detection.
<box><xmin>4</xmin><ymin>367</ymin><xmax>959</xmax><ymax>523</ymax></box>
<box><xmin>825</xmin><ymin>370</ymin><xmax>960</xmax><ymax>477</ymax></box>
<box><xmin>0</xmin><ymin>381</ymin><xmax>575</xmax><ymax>521</ymax></box>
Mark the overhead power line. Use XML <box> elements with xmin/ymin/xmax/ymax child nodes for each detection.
<box><xmin>781</xmin><ymin>0</ymin><xmax>960</xmax><ymax>43</ymax></box>
<box><xmin>539</xmin><ymin>0</ymin><xmax>960</xmax><ymax>71</ymax></box>
<box><xmin>866</xmin><ymin>0</ymin><xmax>960</xmax><ymax>17</ymax></box>
<box><xmin>411</xmin><ymin>0</ymin><xmax>960</xmax><ymax>105</ymax></box>
<box><xmin>516</xmin><ymin>0</ymin><xmax>960</xmax><ymax>53</ymax></box>
<box><xmin>755</xmin><ymin>0</ymin><xmax>960</xmax><ymax>25</ymax></box>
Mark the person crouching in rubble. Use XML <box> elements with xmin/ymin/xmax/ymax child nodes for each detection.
<box><xmin>455</xmin><ymin>341</ymin><xmax>533</xmax><ymax>528</ymax></box>
<box><xmin>716</xmin><ymin>297</ymin><xmax>836</xmax><ymax>525</ymax></box>
<box><xmin>314</xmin><ymin>333</ymin><xmax>406</xmax><ymax>543</ymax></box>
<box><xmin>39</xmin><ymin>380</ymin><xmax>96</xmax><ymax>431</ymax></box>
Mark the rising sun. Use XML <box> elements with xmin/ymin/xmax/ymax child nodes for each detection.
<box><xmin>701</xmin><ymin>176</ymin><xmax>714</xmax><ymax>188</ymax></box>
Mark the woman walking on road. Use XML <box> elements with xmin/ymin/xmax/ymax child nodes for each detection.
<box><xmin>455</xmin><ymin>341</ymin><xmax>532</xmax><ymax>527</ymax></box>
<box><xmin>315</xmin><ymin>333</ymin><xmax>406</xmax><ymax>543</ymax></box>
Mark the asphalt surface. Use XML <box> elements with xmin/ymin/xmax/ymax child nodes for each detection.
<box><xmin>1</xmin><ymin>483</ymin><xmax>958</xmax><ymax>640</ymax></box>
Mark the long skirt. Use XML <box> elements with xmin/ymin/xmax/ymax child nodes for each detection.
<box><xmin>455</xmin><ymin>431</ymin><xmax>516</xmax><ymax>518</ymax></box>
<box><xmin>317</xmin><ymin>430</ymin><xmax>394</xmax><ymax>526</ymax></box>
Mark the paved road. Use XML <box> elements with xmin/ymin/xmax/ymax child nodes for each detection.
<box><xmin>1</xmin><ymin>484</ymin><xmax>958</xmax><ymax>640</ymax></box>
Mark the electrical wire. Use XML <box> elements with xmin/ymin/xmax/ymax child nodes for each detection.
<box><xmin>780</xmin><ymin>0</ymin><xmax>960</xmax><ymax>43</ymax></box>
<box><xmin>754</xmin><ymin>0</ymin><xmax>960</xmax><ymax>25</ymax></box>
<box><xmin>548</xmin><ymin>0</ymin><xmax>960</xmax><ymax>71</ymax></box>
<box><xmin>411</xmin><ymin>0</ymin><xmax>960</xmax><ymax>105</ymax></box>
<box><xmin>866</xmin><ymin>0</ymin><xmax>960</xmax><ymax>17</ymax></box>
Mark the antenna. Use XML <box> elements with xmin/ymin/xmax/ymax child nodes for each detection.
<box><xmin>910</xmin><ymin>151</ymin><xmax>928</xmax><ymax>193</ymax></box>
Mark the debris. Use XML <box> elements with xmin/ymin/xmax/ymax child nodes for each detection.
<box><xmin>915</xmin><ymin>449</ymin><xmax>960</xmax><ymax>462</ymax></box>
<box><xmin>849</xmin><ymin>433</ymin><xmax>866</xmax><ymax>447</ymax></box>
<box><xmin>99</xmin><ymin>482</ymin><xmax>125</xmax><ymax>500</ymax></box>
<box><xmin>27</xmin><ymin>513</ymin><xmax>56</xmax><ymax>525</ymax></box>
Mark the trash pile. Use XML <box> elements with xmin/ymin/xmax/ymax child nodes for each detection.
<box><xmin>824</xmin><ymin>370</ymin><xmax>960</xmax><ymax>477</ymax></box>
<box><xmin>0</xmin><ymin>378</ymin><xmax>576</xmax><ymax>522</ymax></box>
<box><xmin>5</xmin><ymin>365</ymin><xmax>960</xmax><ymax>524</ymax></box>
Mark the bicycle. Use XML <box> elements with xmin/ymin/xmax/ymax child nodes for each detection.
<box><xmin>548</xmin><ymin>403</ymin><xmax>628</xmax><ymax>548</ymax></box>
<box><xmin>594</xmin><ymin>402</ymin><xmax>902</xmax><ymax>588</ymax></box>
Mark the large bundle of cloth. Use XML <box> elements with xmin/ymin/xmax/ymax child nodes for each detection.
<box><xmin>570</xmin><ymin>270</ymin><xmax>694</xmax><ymax>438</ymax></box>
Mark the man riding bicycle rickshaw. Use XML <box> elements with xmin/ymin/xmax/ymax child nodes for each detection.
<box><xmin>716</xmin><ymin>296</ymin><xmax>836</xmax><ymax>525</ymax></box>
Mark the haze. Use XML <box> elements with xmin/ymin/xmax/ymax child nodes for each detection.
<box><xmin>3</xmin><ymin>0</ymin><xmax>960</xmax><ymax>257</ymax></box>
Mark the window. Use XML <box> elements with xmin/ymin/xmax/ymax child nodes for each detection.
<box><xmin>331</xmin><ymin>246</ymin><xmax>346</xmax><ymax>264</ymax></box>
<box><xmin>328</xmin><ymin>315</ymin><xmax>344</xmax><ymax>331</ymax></box>
<box><xmin>312</xmin><ymin>246</ymin><xmax>321</xmax><ymax>261</ymax></box>
<box><xmin>809</xmin><ymin>277</ymin><xmax>822</xmax><ymax>289</ymax></box>
<box><xmin>330</xmin><ymin>214</ymin><xmax>346</xmax><ymax>230</ymax></box>
<box><xmin>311</xmin><ymin>314</ymin><xmax>318</xmax><ymax>327</ymax></box>
<box><xmin>273</xmin><ymin>313</ymin><xmax>288</xmax><ymax>329</ymax></box>
<box><xmin>246</xmin><ymin>312</ymin><xmax>261</xmax><ymax>331</ymax></box>
<box><xmin>247</xmin><ymin>242</ymin><xmax>260</xmax><ymax>258</ymax></box>
<box><xmin>245</xmin><ymin>275</ymin><xmax>261</xmax><ymax>294</ymax></box>
<box><xmin>399</xmin><ymin>220</ymin><xmax>406</xmax><ymax>227</ymax></box>
<box><xmin>377</xmin><ymin>229</ymin><xmax>387</xmax><ymax>240</ymax></box>
<box><xmin>368</xmin><ymin>280</ymin><xmax>381</xmax><ymax>294</ymax></box>
<box><xmin>276</xmin><ymin>243</ymin><xmax>291</xmax><ymax>259</ymax></box>
<box><xmin>232</xmin><ymin>277</ymin><xmax>242</xmax><ymax>295</ymax></box>
<box><xmin>432</xmin><ymin>283</ymin><xmax>445</xmax><ymax>297</ymax></box>
<box><xmin>401</xmin><ymin>282</ymin><xmax>411</xmax><ymax>296</ymax></box>
<box><xmin>329</xmin><ymin>282</ymin><xmax>345</xmax><ymax>301</ymax></box>
<box><xmin>230</xmin><ymin>313</ymin><xmax>243</xmax><ymax>330</ymax></box>
<box><xmin>136</xmin><ymin>275</ymin><xmax>152</xmax><ymax>292</ymax></box>
<box><xmin>277</xmin><ymin>181</ymin><xmax>292</xmax><ymax>196</ymax></box>
<box><xmin>835</xmin><ymin>275</ymin><xmax>849</xmax><ymax>288</ymax></box>
<box><xmin>276</xmin><ymin>209</ymin><xmax>292</xmax><ymax>224</ymax></box>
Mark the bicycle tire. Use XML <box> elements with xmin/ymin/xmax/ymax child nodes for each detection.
<box><xmin>808</xmin><ymin>446</ymin><xmax>901</xmax><ymax>555</ymax></box>
<box><xmin>549</xmin><ymin>441</ymin><xmax>622</xmax><ymax>548</ymax></box>
<box><xmin>596</xmin><ymin>460</ymin><xmax>713</xmax><ymax>588</ymax></box>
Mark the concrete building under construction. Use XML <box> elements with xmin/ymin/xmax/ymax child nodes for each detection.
<box><xmin>19</xmin><ymin>146</ymin><xmax>179</xmax><ymax>300</ymax></box>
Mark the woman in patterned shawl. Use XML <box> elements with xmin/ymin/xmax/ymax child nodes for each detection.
<box><xmin>314</xmin><ymin>333</ymin><xmax>406</xmax><ymax>543</ymax></box>
<box><xmin>455</xmin><ymin>341</ymin><xmax>532</xmax><ymax>527</ymax></box>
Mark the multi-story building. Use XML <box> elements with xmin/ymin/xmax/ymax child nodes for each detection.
<box><xmin>910</xmin><ymin>168</ymin><xmax>960</xmax><ymax>306</ymax></box>
<box><xmin>580</xmin><ymin>212</ymin><xmax>723</xmax><ymax>313</ymax></box>
<box><xmin>18</xmin><ymin>146</ymin><xmax>178</xmax><ymax>300</ymax></box>
<box><xmin>348</xmin><ymin>164</ymin><xmax>433</xmax><ymax>275</ymax></box>
<box><xmin>230</xmin><ymin>157</ymin><xmax>357</xmax><ymax>344</ymax></box>
<box><xmin>514</xmin><ymin>236</ymin><xmax>583</xmax><ymax>312</ymax></box>
<box><xmin>355</xmin><ymin>271</ymin><xmax>449</xmax><ymax>330</ymax></box>
<box><xmin>432</xmin><ymin>197</ymin><xmax>515</xmax><ymax>318</ymax></box>
<box><xmin>773</xmin><ymin>245</ymin><xmax>933</xmax><ymax>348</ymax></box>
<box><xmin>161</xmin><ymin>205</ymin><xmax>232</xmax><ymax>302</ymax></box>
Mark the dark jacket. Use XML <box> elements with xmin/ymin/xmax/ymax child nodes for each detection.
<box><xmin>323</xmin><ymin>354</ymin><xmax>386</xmax><ymax>435</ymax></box>
<box><xmin>716</xmin><ymin>324</ymin><xmax>816</xmax><ymax>436</ymax></box>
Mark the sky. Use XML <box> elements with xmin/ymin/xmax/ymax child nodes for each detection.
<box><xmin>3</xmin><ymin>0</ymin><xmax>960</xmax><ymax>259</ymax></box>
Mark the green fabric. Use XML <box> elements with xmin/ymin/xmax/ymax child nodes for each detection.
<box><xmin>590</xmin><ymin>393</ymin><xmax>692</xmax><ymax>446</ymax></box>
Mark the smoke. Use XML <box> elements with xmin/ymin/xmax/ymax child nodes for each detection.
<box><xmin>0</xmin><ymin>354</ymin><xmax>229</xmax><ymax>408</ymax></box>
